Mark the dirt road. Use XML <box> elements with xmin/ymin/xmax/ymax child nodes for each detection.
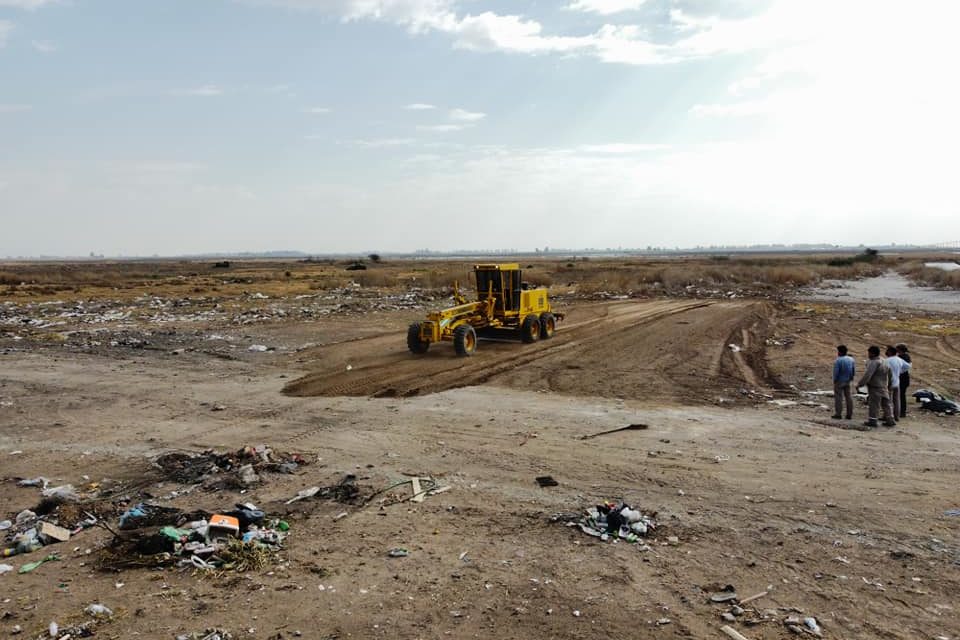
<box><xmin>2</xmin><ymin>289</ymin><xmax>959</xmax><ymax>640</ymax></box>
<box><xmin>286</xmin><ymin>300</ymin><xmax>781</xmax><ymax>403</ymax></box>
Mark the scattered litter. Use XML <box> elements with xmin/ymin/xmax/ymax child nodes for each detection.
<box><xmin>155</xmin><ymin>444</ymin><xmax>309</xmax><ymax>488</ymax></box>
<box><xmin>286</xmin><ymin>486</ymin><xmax>320</xmax><ymax>504</ymax></box>
<box><xmin>248</xmin><ymin>344</ymin><xmax>268</xmax><ymax>352</ymax></box>
<box><xmin>767</xmin><ymin>399</ymin><xmax>798</xmax><ymax>407</ymax></box>
<box><xmin>579</xmin><ymin>423</ymin><xmax>649</xmax><ymax>440</ymax></box>
<box><xmin>535</xmin><ymin>476</ymin><xmax>559</xmax><ymax>487</ymax></box>
<box><xmin>363</xmin><ymin>476</ymin><xmax>447</xmax><ymax>506</ymax></box>
<box><xmin>387</xmin><ymin>548</ymin><xmax>408</xmax><ymax>558</ymax></box>
<box><xmin>39</xmin><ymin>521</ymin><xmax>71</xmax><ymax>542</ymax></box>
<box><xmin>40</xmin><ymin>484</ymin><xmax>79</xmax><ymax>502</ymax></box>
<box><xmin>720</xmin><ymin>625</ymin><xmax>752</xmax><ymax>640</ymax></box>
<box><xmin>913</xmin><ymin>389</ymin><xmax>959</xmax><ymax>415</ymax></box>
<box><xmin>738</xmin><ymin>590</ymin><xmax>768</xmax><ymax>605</ymax></box>
<box><xmin>710</xmin><ymin>590</ymin><xmax>738</xmax><ymax>604</ymax></box>
<box><xmin>85</xmin><ymin>603</ymin><xmax>113</xmax><ymax>618</ymax></box>
<box><xmin>176</xmin><ymin>629</ymin><xmax>234</xmax><ymax>640</ymax></box>
<box><xmin>286</xmin><ymin>475</ymin><xmax>360</xmax><ymax>505</ymax></box>
<box><xmin>16</xmin><ymin>477</ymin><xmax>49</xmax><ymax>488</ymax></box>
<box><xmin>728</xmin><ymin>344</ymin><xmax>742</xmax><ymax>352</ymax></box>
<box><xmin>18</xmin><ymin>554</ymin><xmax>59</xmax><ymax>573</ymax></box>
<box><xmin>945</xmin><ymin>509</ymin><xmax>960</xmax><ymax>517</ymax></box>
<box><xmin>0</xmin><ymin>563</ymin><xmax>13</xmax><ymax>574</ymax></box>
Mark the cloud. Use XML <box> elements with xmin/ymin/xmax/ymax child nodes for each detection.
<box><xmin>0</xmin><ymin>103</ymin><xmax>31</xmax><ymax>113</ymax></box>
<box><xmin>0</xmin><ymin>0</ymin><xmax>59</xmax><ymax>8</ymax></box>
<box><xmin>0</xmin><ymin>20</ymin><xmax>11</xmax><ymax>47</ymax></box>
<box><xmin>303</xmin><ymin>106</ymin><xmax>332</xmax><ymax>113</ymax></box>
<box><xmin>566</xmin><ymin>0</ymin><xmax>647</xmax><ymax>15</ymax></box>
<box><xmin>404</xmin><ymin>102</ymin><xmax>436</xmax><ymax>110</ymax></box>
<box><xmin>579</xmin><ymin>143</ymin><xmax>669</xmax><ymax>153</ymax></box>
<box><xmin>30</xmin><ymin>39</ymin><xmax>58</xmax><ymax>53</ymax></box>
<box><xmin>689</xmin><ymin>100</ymin><xmax>771</xmax><ymax>118</ymax></box>
<box><xmin>416</xmin><ymin>124</ymin><xmax>469</xmax><ymax>132</ymax></box>
<box><xmin>239</xmin><ymin>1</ymin><xmax>786</xmax><ymax>67</ymax></box>
<box><xmin>173</xmin><ymin>85</ymin><xmax>224</xmax><ymax>97</ymax></box>
<box><xmin>448</xmin><ymin>107</ymin><xmax>485</xmax><ymax>122</ymax></box>
<box><xmin>351</xmin><ymin>137</ymin><xmax>416</xmax><ymax>147</ymax></box>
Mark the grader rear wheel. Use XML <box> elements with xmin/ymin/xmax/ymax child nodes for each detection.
<box><xmin>539</xmin><ymin>312</ymin><xmax>556</xmax><ymax>339</ymax></box>
<box><xmin>453</xmin><ymin>324</ymin><xmax>478</xmax><ymax>356</ymax></box>
<box><xmin>521</xmin><ymin>315</ymin><xmax>541</xmax><ymax>343</ymax></box>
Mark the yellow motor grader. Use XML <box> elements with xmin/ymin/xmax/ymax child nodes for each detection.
<box><xmin>407</xmin><ymin>263</ymin><xmax>563</xmax><ymax>356</ymax></box>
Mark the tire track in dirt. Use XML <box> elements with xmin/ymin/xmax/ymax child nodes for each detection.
<box><xmin>284</xmin><ymin>300</ymin><xmax>712</xmax><ymax>398</ymax></box>
<box><xmin>935</xmin><ymin>336</ymin><xmax>960</xmax><ymax>362</ymax></box>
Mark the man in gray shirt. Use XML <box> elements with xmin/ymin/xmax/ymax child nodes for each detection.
<box><xmin>884</xmin><ymin>345</ymin><xmax>911</xmax><ymax>423</ymax></box>
<box><xmin>857</xmin><ymin>345</ymin><xmax>895</xmax><ymax>428</ymax></box>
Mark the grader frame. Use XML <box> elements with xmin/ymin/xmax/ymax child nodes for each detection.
<box><xmin>407</xmin><ymin>263</ymin><xmax>562</xmax><ymax>356</ymax></box>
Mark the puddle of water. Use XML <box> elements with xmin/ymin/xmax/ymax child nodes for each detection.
<box><xmin>925</xmin><ymin>262</ymin><xmax>960</xmax><ymax>272</ymax></box>
<box><xmin>803</xmin><ymin>272</ymin><xmax>960</xmax><ymax>312</ymax></box>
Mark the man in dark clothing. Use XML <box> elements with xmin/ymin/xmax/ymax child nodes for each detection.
<box><xmin>832</xmin><ymin>344</ymin><xmax>855</xmax><ymax>419</ymax></box>
<box><xmin>857</xmin><ymin>345</ymin><xmax>895</xmax><ymax>428</ymax></box>
<box><xmin>896</xmin><ymin>344</ymin><xmax>911</xmax><ymax>417</ymax></box>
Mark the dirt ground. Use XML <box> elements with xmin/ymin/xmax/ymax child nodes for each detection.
<box><xmin>2</xmin><ymin>263</ymin><xmax>959</xmax><ymax>640</ymax></box>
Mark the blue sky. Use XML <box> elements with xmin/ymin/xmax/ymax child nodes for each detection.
<box><xmin>1</xmin><ymin>0</ymin><xmax>958</xmax><ymax>256</ymax></box>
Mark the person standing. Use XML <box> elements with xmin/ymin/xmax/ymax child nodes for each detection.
<box><xmin>832</xmin><ymin>344</ymin><xmax>856</xmax><ymax>419</ymax></box>
<box><xmin>896</xmin><ymin>344</ymin><xmax>912</xmax><ymax>417</ymax></box>
<box><xmin>885</xmin><ymin>346</ymin><xmax>910</xmax><ymax>423</ymax></box>
<box><xmin>857</xmin><ymin>345</ymin><xmax>895</xmax><ymax>427</ymax></box>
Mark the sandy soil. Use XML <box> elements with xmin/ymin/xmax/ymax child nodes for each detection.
<box><xmin>2</xmin><ymin>275</ymin><xmax>959</xmax><ymax>640</ymax></box>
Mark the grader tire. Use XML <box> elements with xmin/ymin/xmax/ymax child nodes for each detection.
<box><xmin>539</xmin><ymin>312</ymin><xmax>556</xmax><ymax>339</ymax></box>
<box><xmin>407</xmin><ymin>322</ymin><xmax>429</xmax><ymax>354</ymax></box>
<box><xmin>453</xmin><ymin>324</ymin><xmax>478</xmax><ymax>357</ymax></box>
<box><xmin>521</xmin><ymin>315</ymin><xmax>541</xmax><ymax>344</ymax></box>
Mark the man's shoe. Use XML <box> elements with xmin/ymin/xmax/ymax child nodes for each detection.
<box><xmin>844</xmin><ymin>416</ymin><xmax>852</xmax><ymax>420</ymax></box>
<box><xmin>863</xmin><ymin>420</ymin><xmax>879</xmax><ymax>428</ymax></box>
<box><xmin>883</xmin><ymin>421</ymin><xmax>897</xmax><ymax>427</ymax></box>
<box><xmin>831</xmin><ymin>415</ymin><xmax>842</xmax><ymax>419</ymax></box>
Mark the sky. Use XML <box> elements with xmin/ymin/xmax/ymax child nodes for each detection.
<box><xmin>1</xmin><ymin>0</ymin><xmax>958</xmax><ymax>256</ymax></box>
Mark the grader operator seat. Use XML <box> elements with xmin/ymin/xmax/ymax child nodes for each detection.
<box><xmin>474</xmin><ymin>264</ymin><xmax>521</xmax><ymax>312</ymax></box>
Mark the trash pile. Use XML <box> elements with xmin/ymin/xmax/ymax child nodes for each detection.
<box><xmin>154</xmin><ymin>444</ymin><xmax>310</xmax><ymax>488</ymax></box>
<box><xmin>553</xmin><ymin>501</ymin><xmax>658</xmax><ymax>544</ymax></box>
<box><xmin>101</xmin><ymin>501</ymin><xmax>288</xmax><ymax>572</ymax></box>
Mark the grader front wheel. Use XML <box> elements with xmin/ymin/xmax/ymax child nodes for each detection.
<box><xmin>453</xmin><ymin>324</ymin><xmax>478</xmax><ymax>356</ymax></box>
<box><xmin>407</xmin><ymin>322</ymin><xmax>429</xmax><ymax>354</ymax></box>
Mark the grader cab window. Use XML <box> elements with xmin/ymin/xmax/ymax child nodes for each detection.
<box><xmin>475</xmin><ymin>268</ymin><xmax>521</xmax><ymax>311</ymax></box>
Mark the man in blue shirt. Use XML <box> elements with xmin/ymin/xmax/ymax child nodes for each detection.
<box><xmin>832</xmin><ymin>344</ymin><xmax>856</xmax><ymax>420</ymax></box>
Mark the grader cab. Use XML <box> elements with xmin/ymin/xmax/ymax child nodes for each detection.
<box><xmin>407</xmin><ymin>263</ymin><xmax>563</xmax><ymax>356</ymax></box>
